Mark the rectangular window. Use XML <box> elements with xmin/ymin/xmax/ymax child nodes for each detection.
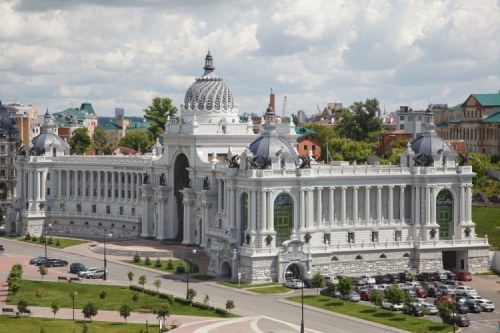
<box><xmin>47</xmin><ymin>173</ymin><xmax>50</xmax><ymax>180</ymax></box>
<box><xmin>395</xmin><ymin>230</ymin><xmax>402</xmax><ymax>241</ymax></box>
<box><xmin>417</xmin><ymin>116</ymin><xmax>421</xmax><ymax>121</ymax></box>
<box><xmin>92</xmin><ymin>205</ymin><xmax>96</xmax><ymax>213</ymax></box>
<box><xmin>400</xmin><ymin>124</ymin><xmax>405</xmax><ymax>130</ymax></box>
<box><xmin>348</xmin><ymin>232</ymin><xmax>355</xmax><ymax>243</ymax></box>
<box><xmin>312</xmin><ymin>145</ymin><xmax>316</xmax><ymax>151</ymax></box>
<box><xmin>131</xmin><ymin>207</ymin><xmax>135</xmax><ymax>216</ymax></box>
<box><xmin>408</xmin><ymin>116</ymin><xmax>414</xmax><ymax>121</ymax></box>
<box><xmin>76</xmin><ymin>204</ymin><xmax>82</xmax><ymax>213</ymax></box>
<box><xmin>119</xmin><ymin>207</ymin><xmax>124</xmax><ymax>215</ymax></box>
<box><xmin>303</xmin><ymin>144</ymin><xmax>308</xmax><ymax>150</ymax></box>
<box><xmin>60</xmin><ymin>203</ymin><xmax>65</xmax><ymax>210</ymax></box>
<box><xmin>46</xmin><ymin>188</ymin><xmax>50</xmax><ymax>196</ymax></box>
<box><xmin>400</xmin><ymin>116</ymin><xmax>404</xmax><ymax>121</ymax></box>
<box><xmin>106</xmin><ymin>206</ymin><xmax>110</xmax><ymax>214</ymax></box>
<box><xmin>371</xmin><ymin>231</ymin><xmax>379</xmax><ymax>242</ymax></box>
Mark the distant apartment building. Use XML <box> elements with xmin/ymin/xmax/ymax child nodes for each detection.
<box><xmin>1</xmin><ymin>103</ymin><xmax>40</xmax><ymax>147</ymax></box>
<box><xmin>52</xmin><ymin>102</ymin><xmax>98</xmax><ymax>140</ymax></box>
<box><xmin>100</xmin><ymin>109</ymin><xmax>152</xmax><ymax>145</ymax></box>
<box><xmin>0</xmin><ymin>101</ymin><xmax>20</xmax><ymax>212</ymax></box>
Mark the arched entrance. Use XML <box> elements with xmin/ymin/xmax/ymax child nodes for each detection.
<box><xmin>284</xmin><ymin>262</ymin><xmax>302</xmax><ymax>280</ymax></box>
<box><xmin>174</xmin><ymin>154</ymin><xmax>190</xmax><ymax>242</ymax></box>
<box><xmin>220</xmin><ymin>261</ymin><xmax>232</xmax><ymax>279</ymax></box>
<box><xmin>436</xmin><ymin>189</ymin><xmax>453</xmax><ymax>239</ymax></box>
<box><xmin>274</xmin><ymin>193</ymin><xmax>293</xmax><ymax>246</ymax></box>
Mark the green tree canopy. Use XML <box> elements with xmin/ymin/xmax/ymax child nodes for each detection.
<box><xmin>385</xmin><ymin>285</ymin><xmax>405</xmax><ymax>306</ymax></box>
<box><xmin>143</xmin><ymin>97</ymin><xmax>178</xmax><ymax>140</ymax></box>
<box><xmin>370</xmin><ymin>289</ymin><xmax>384</xmax><ymax>310</ymax></box>
<box><xmin>82</xmin><ymin>302</ymin><xmax>98</xmax><ymax>322</ymax></box>
<box><xmin>68</xmin><ymin>128</ymin><xmax>92</xmax><ymax>155</ymax></box>
<box><xmin>92</xmin><ymin>126</ymin><xmax>110</xmax><ymax>147</ymax></box>
<box><xmin>118</xmin><ymin>131</ymin><xmax>153</xmax><ymax>154</ymax></box>
<box><xmin>337</xmin><ymin>277</ymin><xmax>353</xmax><ymax>302</ymax></box>
<box><xmin>335</xmin><ymin>99</ymin><xmax>382</xmax><ymax>142</ymax></box>
<box><xmin>119</xmin><ymin>304</ymin><xmax>131</xmax><ymax>322</ymax></box>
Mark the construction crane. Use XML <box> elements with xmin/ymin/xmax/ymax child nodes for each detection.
<box><xmin>282</xmin><ymin>96</ymin><xmax>287</xmax><ymax>118</ymax></box>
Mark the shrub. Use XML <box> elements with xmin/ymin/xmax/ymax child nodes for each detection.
<box><xmin>39</xmin><ymin>235</ymin><xmax>45</xmax><ymax>243</ymax></box>
<box><xmin>31</xmin><ymin>236</ymin><xmax>38</xmax><ymax>242</ymax></box>
<box><xmin>158</xmin><ymin>293</ymin><xmax>174</xmax><ymax>304</ymax></box>
<box><xmin>214</xmin><ymin>307</ymin><xmax>229</xmax><ymax>316</ymax></box>
<box><xmin>55</xmin><ymin>239</ymin><xmax>61</xmax><ymax>246</ymax></box>
<box><xmin>129</xmin><ymin>285</ymin><xmax>142</xmax><ymax>292</ymax></box>
<box><xmin>133</xmin><ymin>251</ymin><xmax>141</xmax><ymax>263</ymax></box>
<box><xmin>144</xmin><ymin>255</ymin><xmax>151</xmax><ymax>265</ymax></box>
<box><xmin>25</xmin><ymin>233</ymin><xmax>31</xmax><ymax>240</ymax></box>
<box><xmin>192</xmin><ymin>302</ymin><xmax>211</xmax><ymax>311</ymax></box>
<box><xmin>47</xmin><ymin>237</ymin><xmax>54</xmax><ymax>245</ymax></box>
<box><xmin>154</xmin><ymin>257</ymin><xmax>162</xmax><ymax>268</ymax></box>
<box><xmin>166</xmin><ymin>259</ymin><xmax>174</xmax><ymax>270</ymax></box>
<box><xmin>174</xmin><ymin>297</ymin><xmax>192</xmax><ymax>306</ymax></box>
<box><xmin>176</xmin><ymin>263</ymin><xmax>186</xmax><ymax>274</ymax></box>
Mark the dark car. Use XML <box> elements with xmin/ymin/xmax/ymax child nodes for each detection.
<box><xmin>426</xmin><ymin>287</ymin><xmax>439</xmax><ymax>298</ymax></box>
<box><xmin>70</xmin><ymin>263</ymin><xmax>87</xmax><ymax>274</ymax></box>
<box><xmin>416</xmin><ymin>272</ymin><xmax>436</xmax><ymax>282</ymax></box>
<box><xmin>45</xmin><ymin>258</ymin><xmax>68</xmax><ymax>267</ymax></box>
<box><xmin>320</xmin><ymin>288</ymin><xmax>335</xmax><ymax>297</ymax></box>
<box><xmin>456</xmin><ymin>272</ymin><xmax>472</xmax><ymax>281</ymax></box>
<box><xmin>445</xmin><ymin>314</ymin><xmax>470</xmax><ymax>327</ymax></box>
<box><xmin>403</xmin><ymin>304</ymin><xmax>424</xmax><ymax>317</ymax></box>
<box><xmin>399</xmin><ymin>271</ymin><xmax>413</xmax><ymax>282</ymax></box>
<box><xmin>446</xmin><ymin>271</ymin><xmax>457</xmax><ymax>280</ymax></box>
<box><xmin>0</xmin><ymin>244</ymin><xmax>4</xmax><ymax>253</ymax></box>
<box><xmin>454</xmin><ymin>302</ymin><xmax>469</xmax><ymax>314</ymax></box>
<box><xmin>465</xmin><ymin>301</ymin><xmax>482</xmax><ymax>313</ymax></box>
<box><xmin>29</xmin><ymin>256</ymin><xmax>46</xmax><ymax>265</ymax></box>
<box><xmin>359</xmin><ymin>290</ymin><xmax>372</xmax><ymax>301</ymax></box>
<box><xmin>385</xmin><ymin>273</ymin><xmax>400</xmax><ymax>284</ymax></box>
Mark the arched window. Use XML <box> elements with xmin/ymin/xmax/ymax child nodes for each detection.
<box><xmin>403</xmin><ymin>252</ymin><xmax>410</xmax><ymax>258</ymax></box>
<box><xmin>331</xmin><ymin>256</ymin><xmax>339</xmax><ymax>261</ymax></box>
<box><xmin>380</xmin><ymin>253</ymin><xmax>387</xmax><ymax>259</ymax></box>
<box><xmin>355</xmin><ymin>255</ymin><xmax>363</xmax><ymax>260</ymax></box>
<box><xmin>274</xmin><ymin>193</ymin><xmax>294</xmax><ymax>246</ymax></box>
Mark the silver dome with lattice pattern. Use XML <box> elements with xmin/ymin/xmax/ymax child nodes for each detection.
<box><xmin>184</xmin><ymin>52</ymin><xmax>235</xmax><ymax>112</ymax></box>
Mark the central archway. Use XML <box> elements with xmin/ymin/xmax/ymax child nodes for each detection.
<box><xmin>174</xmin><ymin>154</ymin><xmax>190</xmax><ymax>242</ymax></box>
<box><xmin>284</xmin><ymin>263</ymin><xmax>302</xmax><ymax>280</ymax></box>
<box><xmin>220</xmin><ymin>261</ymin><xmax>232</xmax><ymax>279</ymax></box>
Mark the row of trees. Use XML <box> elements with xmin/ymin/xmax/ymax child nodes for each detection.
<box><xmin>67</xmin><ymin>96</ymin><xmax>178</xmax><ymax>155</ymax></box>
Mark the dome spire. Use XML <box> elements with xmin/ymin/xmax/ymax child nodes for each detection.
<box><xmin>203</xmin><ymin>51</ymin><xmax>215</xmax><ymax>75</ymax></box>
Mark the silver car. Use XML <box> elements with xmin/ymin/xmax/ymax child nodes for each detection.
<box><xmin>86</xmin><ymin>269</ymin><xmax>109</xmax><ymax>279</ymax></box>
<box><xmin>284</xmin><ymin>279</ymin><xmax>304</xmax><ymax>289</ymax></box>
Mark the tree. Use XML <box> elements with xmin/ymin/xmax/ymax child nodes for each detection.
<box><xmin>8</xmin><ymin>276</ymin><xmax>22</xmax><ymax>300</ymax></box>
<box><xmin>153</xmin><ymin>279</ymin><xmax>162</xmax><ymax>294</ymax></box>
<box><xmin>335</xmin><ymin>99</ymin><xmax>382</xmax><ymax>142</ymax></box>
<box><xmin>82</xmin><ymin>323</ymin><xmax>89</xmax><ymax>333</ymax></box>
<box><xmin>337</xmin><ymin>277</ymin><xmax>353</xmax><ymax>302</ymax></box>
<box><xmin>38</xmin><ymin>265</ymin><xmax>48</xmax><ymax>281</ymax></box>
<box><xmin>82</xmin><ymin>302</ymin><xmax>98</xmax><ymax>322</ymax></box>
<box><xmin>437</xmin><ymin>300</ymin><xmax>453</xmax><ymax>327</ymax></box>
<box><xmin>203</xmin><ymin>294</ymin><xmax>210</xmax><ymax>306</ymax></box>
<box><xmin>119</xmin><ymin>304</ymin><xmax>131</xmax><ymax>322</ymax></box>
<box><xmin>17</xmin><ymin>299</ymin><xmax>28</xmax><ymax>314</ymax></box>
<box><xmin>133</xmin><ymin>251</ymin><xmax>141</xmax><ymax>263</ymax></box>
<box><xmin>118</xmin><ymin>131</ymin><xmax>153</xmax><ymax>154</ymax></box>
<box><xmin>187</xmin><ymin>288</ymin><xmax>197</xmax><ymax>302</ymax></box>
<box><xmin>51</xmin><ymin>301</ymin><xmax>59</xmax><ymax>318</ymax></box>
<box><xmin>225</xmin><ymin>299</ymin><xmax>235</xmax><ymax>316</ymax></box>
<box><xmin>144</xmin><ymin>254</ymin><xmax>151</xmax><ymax>265</ymax></box>
<box><xmin>143</xmin><ymin>97</ymin><xmax>178</xmax><ymax>141</ymax></box>
<box><xmin>402</xmin><ymin>290</ymin><xmax>415</xmax><ymax>314</ymax></box>
<box><xmin>99</xmin><ymin>290</ymin><xmax>107</xmax><ymax>302</ymax></box>
<box><xmin>127</xmin><ymin>271</ymin><xmax>134</xmax><ymax>286</ymax></box>
<box><xmin>385</xmin><ymin>286</ymin><xmax>405</xmax><ymax>307</ymax></box>
<box><xmin>156</xmin><ymin>302</ymin><xmax>170</xmax><ymax>325</ymax></box>
<box><xmin>370</xmin><ymin>290</ymin><xmax>384</xmax><ymax>310</ymax></box>
<box><xmin>138</xmin><ymin>275</ymin><xmax>147</xmax><ymax>290</ymax></box>
<box><xmin>92</xmin><ymin>126</ymin><xmax>110</xmax><ymax>147</ymax></box>
<box><xmin>132</xmin><ymin>292</ymin><xmax>139</xmax><ymax>304</ymax></box>
<box><xmin>68</xmin><ymin>128</ymin><xmax>92</xmax><ymax>155</ymax></box>
<box><xmin>311</xmin><ymin>273</ymin><xmax>324</xmax><ymax>292</ymax></box>
<box><xmin>154</xmin><ymin>257</ymin><xmax>162</xmax><ymax>268</ymax></box>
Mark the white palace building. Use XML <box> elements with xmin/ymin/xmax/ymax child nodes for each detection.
<box><xmin>9</xmin><ymin>53</ymin><xmax>490</xmax><ymax>283</ymax></box>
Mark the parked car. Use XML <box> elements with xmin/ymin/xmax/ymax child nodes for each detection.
<box><xmin>360</xmin><ymin>274</ymin><xmax>376</xmax><ymax>285</ymax></box>
<box><xmin>415</xmin><ymin>287</ymin><xmax>427</xmax><ymax>298</ymax></box>
<box><xmin>416</xmin><ymin>272</ymin><xmax>437</xmax><ymax>282</ymax></box>
<box><xmin>464</xmin><ymin>301</ymin><xmax>482</xmax><ymax>313</ymax></box>
<box><xmin>45</xmin><ymin>258</ymin><xmax>68</xmax><ymax>267</ymax></box>
<box><xmin>403</xmin><ymin>304</ymin><xmax>424</xmax><ymax>317</ymax></box>
<box><xmin>359</xmin><ymin>290</ymin><xmax>372</xmax><ymax>301</ymax></box>
<box><xmin>426</xmin><ymin>287</ymin><xmax>439</xmax><ymax>298</ymax></box>
<box><xmin>0</xmin><ymin>244</ymin><xmax>4</xmax><ymax>253</ymax></box>
<box><xmin>385</xmin><ymin>274</ymin><xmax>400</xmax><ymax>284</ymax></box>
<box><xmin>453</xmin><ymin>302</ymin><xmax>469</xmax><ymax>314</ymax></box>
<box><xmin>324</xmin><ymin>276</ymin><xmax>339</xmax><ymax>285</ymax></box>
<box><xmin>454</xmin><ymin>286</ymin><xmax>477</xmax><ymax>296</ymax></box>
<box><xmin>284</xmin><ymin>279</ymin><xmax>304</xmax><ymax>289</ymax></box>
<box><xmin>446</xmin><ymin>271</ymin><xmax>457</xmax><ymax>280</ymax></box>
<box><xmin>473</xmin><ymin>299</ymin><xmax>495</xmax><ymax>312</ymax></box>
<box><xmin>70</xmin><ymin>263</ymin><xmax>87</xmax><ymax>274</ymax></box>
<box><xmin>375</xmin><ymin>274</ymin><xmax>390</xmax><ymax>284</ymax></box>
<box><xmin>382</xmin><ymin>300</ymin><xmax>404</xmax><ymax>311</ymax></box>
<box><xmin>399</xmin><ymin>271</ymin><xmax>413</xmax><ymax>282</ymax></box>
<box><xmin>456</xmin><ymin>272</ymin><xmax>472</xmax><ymax>281</ymax></box>
<box><xmin>29</xmin><ymin>256</ymin><xmax>46</xmax><ymax>265</ymax></box>
<box><xmin>320</xmin><ymin>288</ymin><xmax>335</xmax><ymax>297</ymax></box>
<box><xmin>86</xmin><ymin>269</ymin><xmax>109</xmax><ymax>279</ymax></box>
<box><xmin>79</xmin><ymin>267</ymin><xmax>98</xmax><ymax>278</ymax></box>
<box><xmin>444</xmin><ymin>314</ymin><xmax>470</xmax><ymax>327</ymax></box>
<box><xmin>435</xmin><ymin>271</ymin><xmax>448</xmax><ymax>281</ymax></box>
<box><xmin>342</xmin><ymin>292</ymin><xmax>360</xmax><ymax>302</ymax></box>
<box><xmin>466</xmin><ymin>295</ymin><xmax>485</xmax><ymax>302</ymax></box>
<box><xmin>437</xmin><ymin>285</ymin><xmax>456</xmax><ymax>295</ymax></box>
<box><xmin>434</xmin><ymin>295</ymin><xmax>453</xmax><ymax>306</ymax></box>
<box><xmin>420</xmin><ymin>302</ymin><xmax>439</xmax><ymax>315</ymax></box>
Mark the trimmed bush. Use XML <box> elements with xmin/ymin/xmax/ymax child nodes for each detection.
<box><xmin>176</xmin><ymin>263</ymin><xmax>186</xmax><ymax>274</ymax></box>
<box><xmin>55</xmin><ymin>239</ymin><xmax>61</xmax><ymax>246</ymax></box>
<box><xmin>133</xmin><ymin>251</ymin><xmax>141</xmax><ymax>263</ymax></box>
<box><xmin>192</xmin><ymin>302</ymin><xmax>211</xmax><ymax>311</ymax></box>
<box><xmin>39</xmin><ymin>235</ymin><xmax>45</xmax><ymax>243</ymax></box>
<box><xmin>174</xmin><ymin>297</ymin><xmax>192</xmax><ymax>306</ymax></box>
<box><xmin>158</xmin><ymin>293</ymin><xmax>174</xmax><ymax>303</ymax></box>
<box><xmin>154</xmin><ymin>257</ymin><xmax>162</xmax><ymax>268</ymax></box>
<box><xmin>129</xmin><ymin>285</ymin><xmax>143</xmax><ymax>292</ymax></box>
<box><xmin>47</xmin><ymin>237</ymin><xmax>54</xmax><ymax>245</ymax></box>
<box><xmin>214</xmin><ymin>308</ymin><xmax>230</xmax><ymax>316</ymax></box>
<box><xmin>25</xmin><ymin>233</ymin><xmax>31</xmax><ymax>240</ymax></box>
<box><xmin>144</xmin><ymin>255</ymin><xmax>151</xmax><ymax>265</ymax></box>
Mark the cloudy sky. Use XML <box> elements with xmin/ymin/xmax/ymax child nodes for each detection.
<box><xmin>1</xmin><ymin>0</ymin><xmax>499</xmax><ymax>118</ymax></box>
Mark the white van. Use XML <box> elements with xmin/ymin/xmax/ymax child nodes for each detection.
<box><xmin>361</xmin><ymin>274</ymin><xmax>376</xmax><ymax>284</ymax></box>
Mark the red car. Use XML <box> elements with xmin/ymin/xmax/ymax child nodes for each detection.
<box><xmin>415</xmin><ymin>287</ymin><xmax>427</xmax><ymax>298</ymax></box>
<box><xmin>434</xmin><ymin>295</ymin><xmax>453</xmax><ymax>306</ymax></box>
<box><xmin>456</xmin><ymin>272</ymin><xmax>472</xmax><ymax>281</ymax></box>
<box><xmin>359</xmin><ymin>290</ymin><xmax>372</xmax><ymax>301</ymax></box>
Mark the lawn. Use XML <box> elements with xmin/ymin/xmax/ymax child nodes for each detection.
<box><xmin>124</xmin><ymin>258</ymin><xmax>199</xmax><ymax>275</ymax></box>
<box><xmin>18</xmin><ymin>237</ymin><xmax>89</xmax><ymax>249</ymax></box>
<box><xmin>7</xmin><ymin>280</ymin><xmax>221</xmax><ymax>317</ymax></box>
<box><xmin>287</xmin><ymin>295</ymin><xmax>453</xmax><ymax>333</ymax></box>
<box><xmin>250</xmin><ymin>286</ymin><xmax>291</xmax><ymax>294</ymax></box>
<box><xmin>0</xmin><ymin>316</ymin><xmax>158</xmax><ymax>333</ymax></box>
<box><xmin>473</xmin><ymin>206</ymin><xmax>500</xmax><ymax>249</ymax></box>
<box><xmin>217</xmin><ymin>281</ymin><xmax>279</xmax><ymax>289</ymax></box>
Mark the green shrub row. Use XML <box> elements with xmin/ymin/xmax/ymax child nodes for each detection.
<box><xmin>192</xmin><ymin>302</ymin><xmax>214</xmax><ymax>312</ymax></box>
<box><xmin>214</xmin><ymin>308</ymin><xmax>230</xmax><ymax>316</ymax></box>
<box><xmin>174</xmin><ymin>297</ymin><xmax>192</xmax><ymax>306</ymax></box>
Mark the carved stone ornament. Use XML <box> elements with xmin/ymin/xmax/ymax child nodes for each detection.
<box><xmin>265</xmin><ymin>234</ymin><xmax>273</xmax><ymax>246</ymax></box>
<box><xmin>430</xmin><ymin>228</ymin><xmax>437</xmax><ymax>239</ymax></box>
<box><xmin>464</xmin><ymin>227</ymin><xmax>472</xmax><ymax>237</ymax></box>
<box><xmin>304</xmin><ymin>233</ymin><xmax>311</xmax><ymax>244</ymax></box>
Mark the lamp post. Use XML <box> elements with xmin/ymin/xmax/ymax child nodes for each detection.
<box><xmin>186</xmin><ymin>248</ymin><xmax>196</xmax><ymax>299</ymax></box>
<box><xmin>300</xmin><ymin>270</ymin><xmax>310</xmax><ymax>333</ymax></box>
<box><xmin>71</xmin><ymin>291</ymin><xmax>78</xmax><ymax>320</ymax></box>
<box><xmin>44</xmin><ymin>223</ymin><xmax>52</xmax><ymax>260</ymax></box>
<box><xmin>103</xmin><ymin>231</ymin><xmax>112</xmax><ymax>281</ymax></box>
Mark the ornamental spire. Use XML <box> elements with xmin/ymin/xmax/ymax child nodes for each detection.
<box><xmin>203</xmin><ymin>51</ymin><xmax>215</xmax><ymax>75</ymax></box>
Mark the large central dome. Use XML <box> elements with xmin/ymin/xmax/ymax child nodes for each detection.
<box><xmin>184</xmin><ymin>52</ymin><xmax>235</xmax><ymax>112</ymax></box>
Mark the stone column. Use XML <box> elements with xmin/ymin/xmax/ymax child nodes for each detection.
<box><xmin>377</xmin><ymin>186</ymin><xmax>382</xmax><ymax>225</ymax></box>
<box><xmin>466</xmin><ymin>185</ymin><xmax>472</xmax><ymax>223</ymax></box>
<box><xmin>74</xmin><ymin>171</ymin><xmax>78</xmax><ymax>199</ymax></box>
<box><xmin>66</xmin><ymin>170</ymin><xmax>70</xmax><ymax>199</ymax></box>
<box><xmin>58</xmin><ymin>170</ymin><xmax>62</xmax><ymax>199</ymax></box>
<box><xmin>104</xmin><ymin>172</ymin><xmax>109</xmax><ymax>201</ymax></box>
<box><xmin>261</xmin><ymin>190</ymin><xmax>267</xmax><ymax>230</ymax></box>
<box><xmin>34</xmin><ymin>171</ymin><xmax>40</xmax><ymax>201</ymax></box>
<box><xmin>111</xmin><ymin>172</ymin><xmax>116</xmax><ymax>201</ymax></box>
<box><xmin>97</xmin><ymin>171</ymin><xmax>101</xmax><ymax>201</ymax></box>
<box><xmin>251</xmin><ymin>190</ymin><xmax>257</xmax><ymax>232</ymax></box>
<box><xmin>459</xmin><ymin>185</ymin><xmax>465</xmax><ymax>224</ymax></box>
<box><xmin>329</xmin><ymin>187</ymin><xmax>335</xmax><ymax>227</ymax></box>
<box><xmin>425</xmin><ymin>186</ymin><xmax>431</xmax><ymax>225</ymax></box>
<box><xmin>414</xmin><ymin>186</ymin><xmax>420</xmax><ymax>225</ymax></box>
<box><xmin>341</xmin><ymin>186</ymin><xmax>346</xmax><ymax>226</ymax></box>
<box><xmin>218</xmin><ymin>180</ymin><xmax>222</xmax><ymax>213</ymax></box>
<box><xmin>430</xmin><ymin>186</ymin><xmax>436</xmax><ymax>224</ymax></box>
<box><xmin>300</xmin><ymin>189</ymin><xmax>306</xmax><ymax>230</ymax></box>
<box><xmin>316</xmin><ymin>187</ymin><xmax>323</xmax><ymax>226</ymax></box>
<box><xmin>365</xmin><ymin>186</ymin><xmax>370</xmax><ymax>224</ymax></box>
<box><xmin>90</xmin><ymin>170</ymin><xmax>94</xmax><ymax>199</ymax></box>
<box><xmin>118</xmin><ymin>172</ymin><xmax>122</xmax><ymax>201</ymax></box>
<box><xmin>183</xmin><ymin>199</ymin><xmax>189</xmax><ymax>243</ymax></box>
<box><xmin>307</xmin><ymin>189</ymin><xmax>314</xmax><ymax>228</ymax></box>
<box><xmin>399</xmin><ymin>186</ymin><xmax>405</xmax><ymax>223</ymax></box>
<box><xmin>268</xmin><ymin>190</ymin><xmax>274</xmax><ymax>231</ymax></box>
<box><xmin>124</xmin><ymin>172</ymin><xmax>129</xmax><ymax>201</ymax></box>
<box><xmin>158</xmin><ymin>197</ymin><xmax>165</xmax><ymax>239</ymax></box>
<box><xmin>388</xmin><ymin>185</ymin><xmax>394</xmax><ymax>224</ymax></box>
<box><xmin>353</xmin><ymin>186</ymin><xmax>358</xmax><ymax>225</ymax></box>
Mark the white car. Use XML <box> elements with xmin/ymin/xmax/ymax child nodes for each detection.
<box><xmin>324</xmin><ymin>276</ymin><xmax>339</xmax><ymax>285</ymax></box>
<box><xmin>381</xmin><ymin>300</ymin><xmax>404</xmax><ymax>311</ymax></box>
<box><xmin>473</xmin><ymin>299</ymin><xmax>495</xmax><ymax>312</ymax></box>
<box><xmin>420</xmin><ymin>302</ymin><xmax>439</xmax><ymax>315</ymax></box>
<box><xmin>284</xmin><ymin>279</ymin><xmax>304</xmax><ymax>289</ymax></box>
<box><xmin>78</xmin><ymin>267</ymin><xmax>98</xmax><ymax>278</ymax></box>
<box><xmin>454</xmin><ymin>286</ymin><xmax>478</xmax><ymax>296</ymax></box>
<box><xmin>360</xmin><ymin>274</ymin><xmax>376</xmax><ymax>285</ymax></box>
<box><xmin>86</xmin><ymin>269</ymin><xmax>109</xmax><ymax>279</ymax></box>
<box><xmin>466</xmin><ymin>295</ymin><xmax>485</xmax><ymax>302</ymax></box>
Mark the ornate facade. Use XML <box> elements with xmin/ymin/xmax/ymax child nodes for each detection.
<box><xmin>10</xmin><ymin>53</ymin><xmax>490</xmax><ymax>283</ymax></box>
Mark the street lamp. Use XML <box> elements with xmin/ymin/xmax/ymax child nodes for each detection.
<box><xmin>103</xmin><ymin>231</ymin><xmax>112</xmax><ymax>281</ymax></box>
<box><xmin>44</xmin><ymin>223</ymin><xmax>52</xmax><ymax>260</ymax></box>
<box><xmin>71</xmin><ymin>291</ymin><xmax>78</xmax><ymax>320</ymax></box>
<box><xmin>300</xmin><ymin>270</ymin><xmax>311</xmax><ymax>333</ymax></box>
<box><xmin>186</xmin><ymin>248</ymin><xmax>197</xmax><ymax>299</ymax></box>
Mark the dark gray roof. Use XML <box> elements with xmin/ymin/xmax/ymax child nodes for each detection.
<box><xmin>410</xmin><ymin>132</ymin><xmax>454</xmax><ymax>156</ymax></box>
<box><xmin>249</xmin><ymin>135</ymin><xmax>298</xmax><ymax>164</ymax></box>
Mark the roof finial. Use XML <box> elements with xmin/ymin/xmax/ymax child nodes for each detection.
<box><xmin>203</xmin><ymin>51</ymin><xmax>214</xmax><ymax>75</ymax></box>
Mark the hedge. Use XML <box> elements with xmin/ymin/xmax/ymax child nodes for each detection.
<box><xmin>214</xmin><ymin>308</ymin><xmax>230</xmax><ymax>316</ymax></box>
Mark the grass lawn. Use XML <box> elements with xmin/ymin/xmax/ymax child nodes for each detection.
<box><xmin>250</xmin><ymin>286</ymin><xmax>291</xmax><ymax>294</ymax></box>
<box><xmin>473</xmin><ymin>206</ymin><xmax>500</xmax><ymax>249</ymax></box>
<box><xmin>0</xmin><ymin>316</ymin><xmax>158</xmax><ymax>333</ymax></box>
<box><xmin>18</xmin><ymin>237</ymin><xmax>89</xmax><ymax>249</ymax></box>
<box><xmin>287</xmin><ymin>295</ymin><xmax>453</xmax><ymax>333</ymax></box>
<box><xmin>217</xmin><ymin>281</ymin><xmax>279</xmax><ymax>289</ymax></box>
<box><xmin>7</xmin><ymin>280</ymin><xmax>221</xmax><ymax>317</ymax></box>
<box><xmin>124</xmin><ymin>258</ymin><xmax>199</xmax><ymax>275</ymax></box>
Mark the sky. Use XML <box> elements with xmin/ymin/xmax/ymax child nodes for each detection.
<box><xmin>1</xmin><ymin>0</ymin><xmax>499</xmax><ymax>118</ymax></box>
